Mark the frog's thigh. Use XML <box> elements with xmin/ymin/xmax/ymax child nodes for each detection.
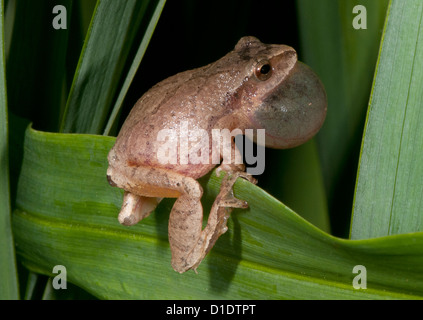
<box><xmin>108</xmin><ymin>164</ymin><xmax>201</xmax><ymax>198</ymax></box>
<box><xmin>108</xmin><ymin>164</ymin><xmax>203</xmax><ymax>226</ymax></box>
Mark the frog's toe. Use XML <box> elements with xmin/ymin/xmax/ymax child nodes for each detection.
<box><xmin>216</xmin><ymin>165</ymin><xmax>257</xmax><ymax>185</ymax></box>
<box><xmin>235</xmin><ymin>171</ymin><xmax>257</xmax><ymax>184</ymax></box>
<box><xmin>219</xmin><ymin>196</ymin><xmax>249</xmax><ymax>209</ymax></box>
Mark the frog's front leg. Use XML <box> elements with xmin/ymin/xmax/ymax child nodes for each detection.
<box><xmin>169</xmin><ymin>164</ymin><xmax>256</xmax><ymax>273</ymax></box>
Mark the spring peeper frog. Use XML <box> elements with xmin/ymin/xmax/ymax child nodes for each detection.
<box><xmin>107</xmin><ymin>36</ymin><xmax>327</xmax><ymax>273</ymax></box>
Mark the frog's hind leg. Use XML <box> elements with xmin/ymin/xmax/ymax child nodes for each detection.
<box><xmin>108</xmin><ymin>163</ymin><xmax>209</xmax><ymax>272</ymax></box>
<box><xmin>107</xmin><ymin>162</ymin><xmax>255</xmax><ymax>273</ymax></box>
<box><xmin>107</xmin><ymin>161</ymin><xmax>190</xmax><ymax>227</ymax></box>
<box><xmin>169</xmin><ymin>168</ymin><xmax>256</xmax><ymax>273</ymax></box>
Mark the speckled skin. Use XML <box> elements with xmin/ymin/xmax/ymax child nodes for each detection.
<box><xmin>107</xmin><ymin>36</ymin><xmax>327</xmax><ymax>273</ymax></box>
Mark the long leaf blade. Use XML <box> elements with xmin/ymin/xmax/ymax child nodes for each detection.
<box><xmin>103</xmin><ymin>0</ymin><xmax>166</xmax><ymax>136</ymax></box>
<box><xmin>6</xmin><ymin>0</ymin><xmax>71</xmax><ymax>132</ymax></box>
<box><xmin>0</xmin><ymin>0</ymin><xmax>19</xmax><ymax>299</ymax></box>
<box><xmin>296</xmin><ymin>0</ymin><xmax>389</xmax><ymax>235</ymax></box>
<box><xmin>13</xmin><ymin>127</ymin><xmax>423</xmax><ymax>299</ymax></box>
<box><xmin>351</xmin><ymin>0</ymin><xmax>423</xmax><ymax>239</ymax></box>
<box><xmin>60</xmin><ymin>0</ymin><xmax>154</xmax><ymax>134</ymax></box>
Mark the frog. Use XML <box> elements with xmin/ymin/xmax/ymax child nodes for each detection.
<box><xmin>107</xmin><ymin>36</ymin><xmax>327</xmax><ymax>273</ymax></box>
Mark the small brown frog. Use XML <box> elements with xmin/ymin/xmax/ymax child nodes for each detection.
<box><xmin>107</xmin><ymin>36</ymin><xmax>327</xmax><ymax>273</ymax></box>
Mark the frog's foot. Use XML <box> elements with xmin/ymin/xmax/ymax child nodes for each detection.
<box><xmin>214</xmin><ymin>164</ymin><xmax>257</xmax><ymax>211</ymax></box>
<box><xmin>200</xmin><ymin>167</ymin><xmax>257</xmax><ymax>251</ymax></box>
<box><xmin>118</xmin><ymin>192</ymin><xmax>162</xmax><ymax>226</ymax></box>
<box><xmin>170</xmin><ymin>166</ymin><xmax>257</xmax><ymax>273</ymax></box>
<box><xmin>215</xmin><ymin>163</ymin><xmax>257</xmax><ymax>185</ymax></box>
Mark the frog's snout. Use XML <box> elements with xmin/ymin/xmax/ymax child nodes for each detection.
<box><xmin>253</xmin><ymin>61</ymin><xmax>327</xmax><ymax>149</ymax></box>
<box><xmin>107</xmin><ymin>174</ymin><xmax>117</xmax><ymax>187</ymax></box>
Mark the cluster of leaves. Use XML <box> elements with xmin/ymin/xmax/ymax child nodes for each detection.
<box><xmin>1</xmin><ymin>0</ymin><xmax>423</xmax><ymax>299</ymax></box>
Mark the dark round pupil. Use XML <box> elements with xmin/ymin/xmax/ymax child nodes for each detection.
<box><xmin>260</xmin><ymin>64</ymin><xmax>271</xmax><ymax>74</ymax></box>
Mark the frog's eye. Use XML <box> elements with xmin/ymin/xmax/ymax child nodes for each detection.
<box><xmin>254</xmin><ymin>60</ymin><xmax>272</xmax><ymax>81</ymax></box>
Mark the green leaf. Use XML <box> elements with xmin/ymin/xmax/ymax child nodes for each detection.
<box><xmin>60</xmin><ymin>0</ymin><xmax>163</xmax><ymax>134</ymax></box>
<box><xmin>23</xmin><ymin>272</ymin><xmax>41</xmax><ymax>300</ymax></box>
<box><xmin>0</xmin><ymin>0</ymin><xmax>19</xmax><ymax>299</ymax></box>
<box><xmin>13</xmin><ymin>127</ymin><xmax>423</xmax><ymax>299</ymax></box>
<box><xmin>103</xmin><ymin>0</ymin><xmax>166</xmax><ymax>136</ymax></box>
<box><xmin>6</xmin><ymin>0</ymin><xmax>71</xmax><ymax>132</ymax></box>
<box><xmin>262</xmin><ymin>140</ymin><xmax>330</xmax><ymax>233</ymax></box>
<box><xmin>296</xmin><ymin>0</ymin><xmax>389</xmax><ymax>232</ymax></box>
<box><xmin>351</xmin><ymin>0</ymin><xmax>423</xmax><ymax>239</ymax></box>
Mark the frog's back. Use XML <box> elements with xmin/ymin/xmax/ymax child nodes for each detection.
<box><xmin>112</xmin><ymin>63</ymin><xmax>240</xmax><ymax>178</ymax></box>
